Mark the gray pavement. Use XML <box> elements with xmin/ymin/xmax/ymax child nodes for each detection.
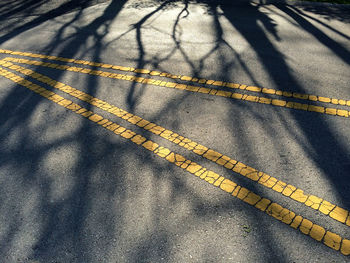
<box><xmin>0</xmin><ymin>0</ymin><xmax>350</xmax><ymax>262</ymax></box>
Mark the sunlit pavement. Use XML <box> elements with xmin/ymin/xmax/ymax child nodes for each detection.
<box><xmin>0</xmin><ymin>0</ymin><xmax>350</xmax><ymax>262</ymax></box>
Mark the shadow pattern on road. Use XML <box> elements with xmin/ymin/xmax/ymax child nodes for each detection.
<box><xmin>0</xmin><ymin>0</ymin><xmax>349</xmax><ymax>262</ymax></box>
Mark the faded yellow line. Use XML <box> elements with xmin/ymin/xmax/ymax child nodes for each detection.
<box><xmin>1</xmin><ymin>66</ymin><xmax>349</xmax><ymax>255</ymax></box>
<box><xmin>3</xmin><ymin>56</ymin><xmax>350</xmax><ymax>119</ymax></box>
<box><xmin>2</xmin><ymin>60</ymin><xmax>350</xmax><ymax>229</ymax></box>
<box><xmin>1</xmin><ymin>48</ymin><xmax>350</xmax><ymax>109</ymax></box>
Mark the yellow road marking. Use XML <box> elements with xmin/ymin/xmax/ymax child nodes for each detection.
<box><xmin>3</xmin><ymin>56</ymin><xmax>350</xmax><ymax>119</ymax></box>
<box><xmin>1</xmin><ymin>48</ymin><xmax>350</xmax><ymax>109</ymax></box>
<box><xmin>2</xmin><ymin>59</ymin><xmax>350</xmax><ymax>228</ymax></box>
<box><xmin>1</xmin><ymin>66</ymin><xmax>349</xmax><ymax>255</ymax></box>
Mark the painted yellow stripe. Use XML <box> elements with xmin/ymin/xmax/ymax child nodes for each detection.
<box><xmin>1</xmin><ymin>66</ymin><xmax>349</xmax><ymax>256</ymax></box>
<box><xmin>2</xmin><ymin>60</ymin><xmax>350</xmax><ymax>229</ymax></box>
<box><xmin>1</xmin><ymin>48</ymin><xmax>350</xmax><ymax>109</ymax></box>
<box><xmin>3</xmin><ymin>56</ymin><xmax>350</xmax><ymax>119</ymax></box>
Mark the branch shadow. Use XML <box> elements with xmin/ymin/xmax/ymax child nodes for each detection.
<box><xmin>0</xmin><ymin>0</ymin><xmax>350</xmax><ymax>262</ymax></box>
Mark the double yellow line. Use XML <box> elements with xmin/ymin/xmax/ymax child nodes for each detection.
<box><xmin>1</xmin><ymin>58</ymin><xmax>350</xmax><ymax>228</ymax></box>
<box><xmin>1</xmin><ymin>48</ymin><xmax>350</xmax><ymax>118</ymax></box>
<box><xmin>0</xmin><ymin>50</ymin><xmax>350</xmax><ymax>255</ymax></box>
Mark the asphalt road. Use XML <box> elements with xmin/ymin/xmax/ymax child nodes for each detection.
<box><xmin>0</xmin><ymin>0</ymin><xmax>350</xmax><ymax>262</ymax></box>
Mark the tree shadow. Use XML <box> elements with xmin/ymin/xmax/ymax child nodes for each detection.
<box><xmin>0</xmin><ymin>0</ymin><xmax>350</xmax><ymax>262</ymax></box>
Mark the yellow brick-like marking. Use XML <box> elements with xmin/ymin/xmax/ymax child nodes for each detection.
<box><xmin>259</xmin><ymin>97</ymin><xmax>272</xmax><ymax>104</ymax></box>
<box><xmin>231</xmin><ymin>93</ymin><xmax>243</xmax><ymax>100</ymax></box>
<box><xmin>142</xmin><ymin>140</ymin><xmax>159</xmax><ymax>152</ymax></box>
<box><xmin>186</xmin><ymin>162</ymin><xmax>202</xmax><ymax>174</ymax></box>
<box><xmin>305</xmin><ymin>195</ymin><xmax>322</xmax><ymax>210</ymax></box>
<box><xmin>174</xmin><ymin>154</ymin><xmax>186</xmax><ymax>166</ymax></box>
<box><xmin>232</xmin><ymin>162</ymin><xmax>247</xmax><ymax>174</ymax></box>
<box><xmin>339</xmin><ymin>99</ymin><xmax>346</xmax><ymax>105</ymax></box>
<box><xmin>216</xmin><ymin>90</ymin><xmax>231</xmax><ymax>97</ymax></box>
<box><xmin>213</xmin><ymin>176</ymin><xmax>225</xmax><ymax>187</ymax></box>
<box><xmin>159</xmin><ymin>130</ymin><xmax>173</xmax><ymax>139</ymax></box>
<box><xmin>212</xmin><ymin>81</ymin><xmax>223</xmax><ymax>86</ymax></box>
<box><xmin>282</xmin><ymin>91</ymin><xmax>292</xmax><ymax>97</ymax></box>
<box><xmin>149</xmin><ymin>125</ymin><xmax>165</xmax><ymax>135</ymax></box>
<box><xmin>186</xmin><ymin>86</ymin><xmax>200</xmax><ymax>92</ymax></box>
<box><xmin>290</xmin><ymin>215</ymin><xmax>303</xmax><ymax>229</ymax></box>
<box><xmin>224</xmin><ymin>159</ymin><xmax>237</xmax><ymax>169</ymax></box>
<box><xmin>282</xmin><ymin>184</ymin><xmax>296</xmax><ymax>197</ymax></box>
<box><xmin>299</xmin><ymin>219</ymin><xmax>313</xmax><ymax>235</ymax></box>
<box><xmin>239</xmin><ymin>166</ymin><xmax>256</xmax><ymax>177</ymax></box>
<box><xmin>255</xmin><ymin>198</ymin><xmax>271</xmax><ymax>212</ymax></box>
<box><xmin>319</xmin><ymin>201</ymin><xmax>335</xmax><ymax>215</ymax></box>
<box><xmin>332</xmin><ymin>98</ymin><xmax>339</xmax><ymax>105</ymax></box>
<box><xmin>80</xmin><ymin>111</ymin><xmax>94</xmax><ymax>118</ymax></box>
<box><xmin>106</xmin><ymin>123</ymin><xmax>119</xmax><ymax>131</ymax></box>
<box><xmin>143</xmin><ymin>122</ymin><xmax>156</xmax><ymax>130</ymax></box>
<box><xmin>199</xmin><ymin>171</ymin><xmax>209</xmax><ymax>180</ymax></box>
<box><xmin>267</xmin><ymin>203</ymin><xmax>284</xmax><ymax>220</ymax></box>
<box><xmin>203</xmin><ymin>149</ymin><xmax>222</xmax><ymax>161</ymax></box>
<box><xmin>309</xmin><ymin>95</ymin><xmax>317</xmax><ymax>101</ymax></box>
<box><xmin>220</xmin><ymin>179</ymin><xmax>237</xmax><ymax>193</ymax></box>
<box><xmin>318</xmin><ymin>96</ymin><xmax>331</xmax><ymax>103</ymax></box>
<box><xmin>324</xmin><ymin>232</ymin><xmax>341</xmax><ymax>250</ymax></box>
<box><xmin>50</xmin><ymin>94</ymin><xmax>64</xmax><ymax>102</ymax></box>
<box><xmin>194</xmin><ymin>168</ymin><xmax>206</xmax><ymax>177</ymax></box>
<box><xmin>246</xmin><ymin>86</ymin><xmax>262</xmax><ymax>92</ymax></box>
<box><xmin>154</xmin><ymin>147</ymin><xmax>171</xmax><ymax>157</ymax></box>
<box><xmin>309</xmin><ymin>225</ymin><xmax>326</xmax><ymax>241</ymax></box>
<box><xmin>246</xmin><ymin>171</ymin><xmax>260</xmax><ymax>181</ymax></box>
<box><xmin>337</xmin><ymin>109</ymin><xmax>349</xmax><ymax>117</ymax></box>
<box><xmin>325</xmin><ymin>108</ymin><xmax>337</xmax><ymax>115</ymax></box>
<box><xmin>237</xmin><ymin>187</ymin><xmax>250</xmax><ymax>200</ymax></box>
<box><xmin>293</xmin><ymin>93</ymin><xmax>308</xmax><ymax>100</ymax></box>
<box><xmin>136</xmin><ymin>119</ymin><xmax>150</xmax><ymax>128</ymax></box>
<box><xmin>261</xmin><ymin>177</ymin><xmax>277</xmax><ymax>188</ymax></box>
<box><xmin>165</xmin><ymin>82</ymin><xmax>176</xmax><ymax>88</ymax></box>
<box><xmin>89</xmin><ymin>114</ymin><xmax>104</xmax><ymax>122</ymax></box>
<box><xmin>245</xmin><ymin>95</ymin><xmax>258</xmax><ymax>102</ymax></box>
<box><xmin>128</xmin><ymin>116</ymin><xmax>142</xmax><ymax>124</ymax></box>
<box><xmin>120</xmin><ymin>130</ymin><xmax>136</xmax><ymax>139</ymax></box>
<box><xmin>131</xmin><ymin>135</ymin><xmax>147</xmax><ymax>145</ymax></box>
<box><xmin>290</xmin><ymin>189</ymin><xmax>308</xmax><ymax>203</ymax></box>
<box><xmin>346</xmin><ymin>216</ymin><xmax>350</xmax><ymax>227</ymax></box>
<box><xmin>134</xmin><ymin>69</ymin><xmax>150</xmax><ymax>74</ymax></box>
<box><xmin>150</xmin><ymin>71</ymin><xmax>160</xmax><ymax>76</ymax></box>
<box><xmin>122</xmin><ymin>113</ymin><xmax>133</xmax><ymax>120</ymax></box>
<box><xmin>272</xmin><ymin>99</ymin><xmax>287</xmax><ymax>107</ymax></box>
<box><xmin>243</xmin><ymin>192</ymin><xmax>261</xmax><ymax>205</ymax></box>
<box><xmin>165</xmin><ymin>152</ymin><xmax>175</xmax><ymax>163</ymax></box>
<box><xmin>181</xmin><ymin>76</ymin><xmax>192</xmax><ymax>81</ymax></box>
<box><xmin>258</xmin><ymin>173</ymin><xmax>270</xmax><ymax>184</ymax></box>
<box><xmin>329</xmin><ymin>206</ymin><xmax>348</xmax><ymax>223</ymax></box>
<box><xmin>193</xmin><ymin>144</ymin><xmax>208</xmax><ymax>155</ymax></box>
<box><xmin>204</xmin><ymin>171</ymin><xmax>220</xmax><ymax>184</ymax></box>
<box><xmin>198</xmin><ymin>87</ymin><xmax>210</xmax><ymax>94</ymax></box>
<box><xmin>281</xmin><ymin>210</ymin><xmax>296</xmax><ymax>225</ymax></box>
<box><xmin>262</xmin><ymin>88</ymin><xmax>275</xmax><ymax>94</ymax></box>
<box><xmin>293</xmin><ymin>103</ymin><xmax>308</xmax><ymax>111</ymax></box>
<box><xmin>308</xmin><ymin>105</ymin><xmax>324</xmax><ymax>113</ymax></box>
<box><xmin>98</xmin><ymin>119</ymin><xmax>109</xmax><ymax>125</ymax></box>
<box><xmin>341</xmin><ymin>239</ymin><xmax>350</xmax><ymax>256</ymax></box>
<box><xmin>272</xmin><ymin>181</ymin><xmax>287</xmax><ymax>192</ymax></box>
<box><xmin>232</xmin><ymin>186</ymin><xmax>241</xmax><ymax>197</ymax></box>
